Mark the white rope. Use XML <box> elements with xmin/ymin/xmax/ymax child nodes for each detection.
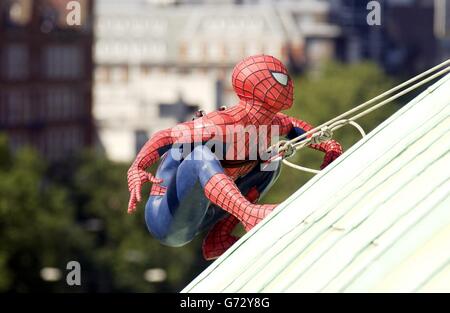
<box><xmin>309</xmin><ymin>126</ymin><xmax>333</xmax><ymax>145</ymax></box>
<box><xmin>282</xmin><ymin>160</ymin><xmax>321</xmax><ymax>174</ymax></box>
<box><xmin>328</xmin><ymin>119</ymin><xmax>366</xmax><ymax>137</ymax></box>
<box><xmin>281</xmin><ymin>120</ymin><xmax>366</xmax><ymax>174</ymax></box>
<box><xmin>271</xmin><ymin>59</ymin><xmax>450</xmax><ymax>173</ymax></box>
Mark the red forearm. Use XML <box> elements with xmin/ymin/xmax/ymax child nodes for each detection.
<box><xmin>132</xmin><ymin>129</ymin><xmax>173</xmax><ymax>170</ymax></box>
<box><xmin>288</xmin><ymin>116</ymin><xmax>342</xmax><ymax>155</ymax></box>
<box><xmin>309</xmin><ymin>139</ymin><xmax>342</xmax><ymax>155</ymax></box>
<box><xmin>132</xmin><ymin>119</ymin><xmax>215</xmax><ymax>170</ymax></box>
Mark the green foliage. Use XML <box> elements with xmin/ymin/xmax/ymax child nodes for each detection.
<box><xmin>0</xmin><ymin>138</ymin><xmax>88</xmax><ymax>292</ymax></box>
<box><xmin>0</xmin><ymin>138</ymin><xmax>208</xmax><ymax>292</ymax></box>
<box><xmin>263</xmin><ymin>62</ymin><xmax>398</xmax><ymax>203</ymax></box>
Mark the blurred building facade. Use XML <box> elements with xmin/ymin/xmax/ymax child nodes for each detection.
<box><xmin>0</xmin><ymin>0</ymin><xmax>94</xmax><ymax>161</ymax></box>
<box><xmin>2</xmin><ymin>1</ymin><xmax>442</xmax><ymax>162</ymax></box>
<box><xmin>330</xmin><ymin>0</ymin><xmax>450</xmax><ymax>75</ymax></box>
<box><xmin>94</xmin><ymin>0</ymin><xmax>340</xmax><ymax>162</ymax></box>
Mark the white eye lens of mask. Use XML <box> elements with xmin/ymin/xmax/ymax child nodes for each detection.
<box><xmin>272</xmin><ymin>72</ymin><xmax>288</xmax><ymax>86</ymax></box>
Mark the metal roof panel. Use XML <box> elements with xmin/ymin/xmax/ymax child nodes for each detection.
<box><xmin>183</xmin><ymin>74</ymin><xmax>450</xmax><ymax>293</ymax></box>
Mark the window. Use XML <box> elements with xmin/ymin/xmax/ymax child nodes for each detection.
<box><xmin>135</xmin><ymin>130</ymin><xmax>149</xmax><ymax>154</ymax></box>
<box><xmin>207</xmin><ymin>42</ymin><xmax>223</xmax><ymax>62</ymax></box>
<box><xmin>110</xmin><ymin>66</ymin><xmax>128</xmax><ymax>83</ymax></box>
<box><xmin>43</xmin><ymin>87</ymin><xmax>80</xmax><ymax>121</ymax></box>
<box><xmin>187</xmin><ymin>43</ymin><xmax>203</xmax><ymax>62</ymax></box>
<box><xmin>5</xmin><ymin>89</ymin><xmax>31</xmax><ymax>125</ymax></box>
<box><xmin>63</xmin><ymin>126</ymin><xmax>83</xmax><ymax>153</ymax></box>
<box><xmin>245</xmin><ymin>42</ymin><xmax>261</xmax><ymax>56</ymax></box>
<box><xmin>43</xmin><ymin>45</ymin><xmax>84</xmax><ymax>79</ymax></box>
<box><xmin>42</xmin><ymin>126</ymin><xmax>83</xmax><ymax>160</ymax></box>
<box><xmin>226</xmin><ymin>43</ymin><xmax>244</xmax><ymax>61</ymax></box>
<box><xmin>2</xmin><ymin>44</ymin><xmax>29</xmax><ymax>80</ymax></box>
<box><xmin>140</xmin><ymin>65</ymin><xmax>151</xmax><ymax>77</ymax></box>
<box><xmin>95</xmin><ymin>66</ymin><xmax>110</xmax><ymax>82</ymax></box>
<box><xmin>61</xmin><ymin>89</ymin><xmax>79</xmax><ymax>119</ymax></box>
<box><xmin>159</xmin><ymin>104</ymin><xmax>177</xmax><ymax>118</ymax></box>
<box><xmin>159</xmin><ymin>100</ymin><xmax>198</xmax><ymax>123</ymax></box>
<box><xmin>435</xmin><ymin>0</ymin><xmax>450</xmax><ymax>38</ymax></box>
<box><xmin>145</xmin><ymin>18</ymin><xmax>168</xmax><ymax>36</ymax></box>
<box><xmin>143</xmin><ymin>42</ymin><xmax>167</xmax><ymax>61</ymax></box>
<box><xmin>0</xmin><ymin>91</ymin><xmax>6</xmax><ymax>125</ymax></box>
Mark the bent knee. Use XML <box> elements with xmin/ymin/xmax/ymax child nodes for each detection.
<box><xmin>150</xmin><ymin>226</ymin><xmax>192</xmax><ymax>247</ymax></box>
<box><xmin>182</xmin><ymin>145</ymin><xmax>223</xmax><ymax>184</ymax></box>
<box><xmin>190</xmin><ymin>145</ymin><xmax>216</xmax><ymax>161</ymax></box>
<box><xmin>144</xmin><ymin>210</ymin><xmax>192</xmax><ymax>247</ymax></box>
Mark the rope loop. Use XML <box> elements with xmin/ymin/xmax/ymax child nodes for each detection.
<box><xmin>264</xmin><ymin>59</ymin><xmax>450</xmax><ymax>174</ymax></box>
<box><xmin>309</xmin><ymin>126</ymin><xmax>333</xmax><ymax>145</ymax></box>
<box><xmin>274</xmin><ymin>140</ymin><xmax>296</xmax><ymax>159</ymax></box>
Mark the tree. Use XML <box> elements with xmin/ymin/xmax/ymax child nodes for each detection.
<box><xmin>0</xmin><ymin>135</ymin><xmax>91</xmax><ymax>292</ymax></box>
<box><xmin>0</xmin><ymin>136</ymin><xmax>208</xmax><ymax>292</ymax></box>
<box><xmin>63</xmin><ymin>152</ymin><xmax>207</xmax><ymax>292</ymax></box>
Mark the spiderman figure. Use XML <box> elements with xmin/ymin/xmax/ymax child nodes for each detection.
<box><xmin>127</xmin><ymin>55</ymin><xmax>342</xmax><ymax>260</ymax></box>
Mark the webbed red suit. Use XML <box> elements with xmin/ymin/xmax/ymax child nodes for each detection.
<box><xmin>127</xmin><ymin>55</ymin><xmax>342</xmax><ymax>260</ymax></box>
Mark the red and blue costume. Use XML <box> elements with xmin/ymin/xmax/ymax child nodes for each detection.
<box><xmin>127</xmin><ymin>55</ymin><xmax>342</xmax><ymax>260</ymax></box>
